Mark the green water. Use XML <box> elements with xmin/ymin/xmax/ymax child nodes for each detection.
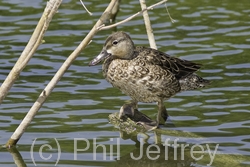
<box><xmin>1</xmin><ymin>0</ymin><xmax>250</xmax><ymax>166</ymax></box>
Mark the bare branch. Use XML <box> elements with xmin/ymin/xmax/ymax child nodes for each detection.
<box><xmin>3</xmin><ymin>0</ymin><xmax>63</xmax><ymax>147</ymax></box>
<box><xmin>4</xmin><ymin>0</ymin><xmax>118</xmax><ymax>147</ymax></box>
<box><xmin>98</xmin><ymin>0</ymin><xmax>168</xmax><ymax>30</ymax></box>
<box><xmin>139</xmin><ymin>0</ymin><xmax>157</xmax><ymax>49</ymax></box>
<box><xmin>0</xmin><ymin>0</ymin><xmax>62</xmax><ymax>105</ymax></box>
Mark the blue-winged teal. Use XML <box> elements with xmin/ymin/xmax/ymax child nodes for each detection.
<box><xmin>89</xmin><ymin>31</ymin><xmax>210</xmax><ymax>127</ymax></box>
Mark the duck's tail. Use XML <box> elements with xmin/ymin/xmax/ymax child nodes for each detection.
<box><xmin>179</xmin><ymin>74</ymin><xmax>210</xmax><ymax>91</ymax></box>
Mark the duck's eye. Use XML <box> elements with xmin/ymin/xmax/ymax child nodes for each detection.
<box><xmin>112</xmin><ymin>40</ymin><xmax>118</xmax><ymax>46</ymax></box>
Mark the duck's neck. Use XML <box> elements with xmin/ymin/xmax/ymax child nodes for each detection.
<box><xmin>102</xmin><ymin>56</ymin><xmax>113</xmax><ymax>77</ymax></box>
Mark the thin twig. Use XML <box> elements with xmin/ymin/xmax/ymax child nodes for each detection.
<box><xmin>79</xmin><ymin>0</ymin><xmax>92</xmax><ymax>16</ymax></box>
<box><xmin>98</xmin><ymin>0</ymin><xmax>168</xmax><ymax>30</ymax></box>
<box><xmin>165</xmin><ymin>3</ymin><xmax>176</xmax><ymax>23</ymax></box>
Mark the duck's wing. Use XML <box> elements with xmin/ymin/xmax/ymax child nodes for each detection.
<box><xmin>136</xmin><ymin>46</ymin><xmax>201</xmax><ymax>80</ymax></box>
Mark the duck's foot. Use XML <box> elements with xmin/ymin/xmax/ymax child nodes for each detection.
<box><xmin>119</xmin><ymin>103</ymin><xmax>158</xmax><ymax>131</ymax></box>
<box><xmin>136</xmin><ymin>121</ymin><xmax>158</xmax><ymax>131</ymax></box>
<box><xmin>119</xmin><ymin>103</ymin><xmax>135</xmax><ymax>119</ymax></box>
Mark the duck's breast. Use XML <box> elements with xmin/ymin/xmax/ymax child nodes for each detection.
<box><xmin>104</xmin><ymin>57</ymin><xmax>181</xmax><ymax>102</ymax></box>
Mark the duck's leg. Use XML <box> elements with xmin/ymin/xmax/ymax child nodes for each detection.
<box><xmin>157</xmin><ymin>100</ymin><xmax>169</xmax><ymax>125</ymax></box>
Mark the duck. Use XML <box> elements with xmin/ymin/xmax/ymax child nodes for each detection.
<box><xmin>89</xmin><ymin>31</ymin><xmax>210</xmax><ymax>128</ymax></box>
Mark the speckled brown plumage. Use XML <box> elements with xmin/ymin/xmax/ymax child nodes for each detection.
<box><xmin>89</xmin><ymin>31</ymin><xmax>210</xmax><ymax>127</ymax></box>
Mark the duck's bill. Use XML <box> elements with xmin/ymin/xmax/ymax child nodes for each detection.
<box><xmin>89</xmin><ymin>49</ymin><xmax>110</xmax><ymax>66</ymax></box>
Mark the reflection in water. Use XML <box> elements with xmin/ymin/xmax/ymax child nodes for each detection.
<box><xmin>1</xmin><ymin>0</ymin><xmax>250</xmax><ymax>166</ymax></box>
<box><xmin>6</xmin><ymin>147</ymin><xmax>27</xmax><ymax>167</ymax></box>
<box><xmin>116</xmin><ymin>141</ymin><xmax>194</xmax><ymax>167</ymax></box>
<box><xmin>4</xmin><ymin>127</ymin><xmax>248</xmax><ymax>167</ymax></box>
<box><xmin>116</xmin><ymin>129</ymin><xmax>246</xmax><ymax>167</ymax></box>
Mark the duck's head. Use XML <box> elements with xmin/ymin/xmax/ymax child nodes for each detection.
<box><xmin>89</xmin><ymin>31</ymin><xmax>135</xmax><ymax>66</ymax></box>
